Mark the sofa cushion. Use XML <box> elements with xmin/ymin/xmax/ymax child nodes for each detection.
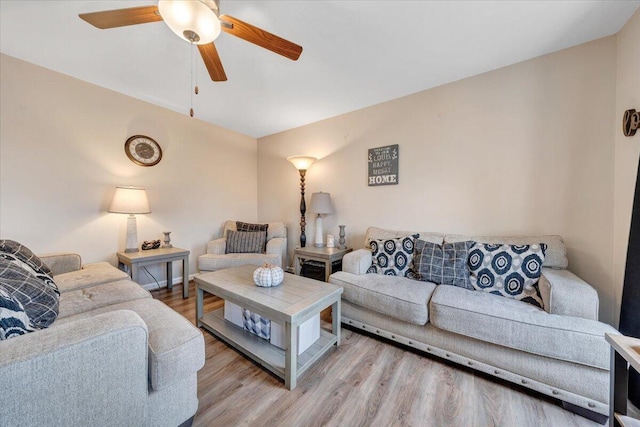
<box><xmin>198</xmin><ymin>253</ymin><xmax>281</xmax><ymax>272</ymax></box>
<box><xmin>55</xmin><ymin>262</ymin><xmax>131</xmax><ymax>293</ymax></box>
<box><xmin>226</xmin><ymin>230</ymin><xmax>266</xmax><ymax>254</ymax></box>
<box><xmin>429</xmin><ymin>285</ymin><xmax>612</xmax><ymax>369</ymax></box>
<box><xmin>0</xmin><ymin>258</ymin><xmax>59</xmax><ymax>328</ymax></box>
<box><xmin>0</xmin><ymin>286</ymin><xmax>35</xmax><ymax>339</ymax></box>
<box><xmin>445</xmin><ymin>234</ymin><xmax>568</xmax><ymax>269</ymax></box>
<box><xmin>58</xmin><ymin>279</ymin><xmax>151</xmax><ymax>319</ymax></box>
<box><xmin>414</xmin><ymin>240</ymin><xmax>474</xmax><ymax>289</ymax></box>
<box><xmin>55</xmin><ymin>298</ymin><xmax>205</xmax><ymax>391</ymax></box>
<box><xmin>330</xmin><ymin>271</ymin><xmax>435</xmax><ymax>325</ymax></box>
<box><xmin>367</xmin><ymin>236</ymin><xmax>418</xmax><ymax>278</ymax></box>
<box><xmin>468</xmin><ymin>243</ymin><xmax>546</xmax><ymax>308</ymax></box>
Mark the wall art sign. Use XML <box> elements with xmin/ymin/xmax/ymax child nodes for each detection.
<box><xmin>368</xmin><ymin>144</ymin><xmax>399</xmax><ymax>186</ymax></box>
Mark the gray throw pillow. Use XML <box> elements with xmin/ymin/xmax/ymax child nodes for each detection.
<box><xmin>226</xmin><ymin>230</ymin><xmax>267</xmax><ymax>254</ymax></box>
<box><xmin>0</xmin><ymin>239</ymin><xmax>53</xmax><ymax>278</ymax></box>
<box><xmin>414</xmin><ymin>240</ymin><xmax>474</xmax><ymax>289</ymax></box>
<box><xmin>0</xmin><ymin>258</ymin><xmax>59</xmax><ymax>329</ymax></box>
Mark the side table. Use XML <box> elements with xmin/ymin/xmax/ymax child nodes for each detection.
<box><xmin>293</xmin><ymin>246</ymin><xmax>353</xmax><ymax>282</ymax></box>
<box><xmin>117</xmin><ymin>247</ymin><xmax>190</xmax><ymax>298</ymax></box>
<box><xmin>606</xmin><ymin>332</ymin><xmax>640</xmax><ymax>427</ymax></box>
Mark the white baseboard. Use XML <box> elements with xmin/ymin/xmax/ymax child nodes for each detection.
<box><xmin>141</xmin><ymin>273</ymin><xmax>197</xmax><ymax>291</ymax></box>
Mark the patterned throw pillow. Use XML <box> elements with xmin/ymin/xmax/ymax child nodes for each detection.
<box><xmin>366</xmin><ymin>235</ymin><xmax>418</xmax><ymax>278</ymax></box>
<box><xmin>0</xmin><ymin>239</ymin><xmax>53</xmax><ymax>278</ymax></box>
<box><xmin>236</xmin><ymin>221</ymin><xmax>269</xmax><ymax>233</ymax></box>
<box><xmin>414</xmin><ymin>240</ymin><xmax>474</xmax><ymax>289</ymax></box>
<box><xmin>226</xmin><ymin>230</ymin><xmax>267</xmax><ymax>254</ymax></box>
<box><xmin>468</xmin><ymin>243</ymin><xmax>547</xmax><ymax>308</ymax></box>
<box><xmin>0</xmin><ymin>286</ymin><xmax>35</xmax><ymax>339</ymax></box>
<box><xmin>0</xmin><ymin>258</ymin><xmax>59</xmax><ymax>328</ymax></box>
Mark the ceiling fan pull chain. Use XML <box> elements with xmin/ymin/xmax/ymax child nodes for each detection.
<box><xmin>190</xmin><ymin>43</ymin><xmax>194</xmax><ymax>117</ymax></box>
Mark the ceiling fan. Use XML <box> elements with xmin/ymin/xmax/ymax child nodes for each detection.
<box><xmin>79</xmin><ymin>0</ymin><xmax>303</xmax><ymax>82</ymax></box>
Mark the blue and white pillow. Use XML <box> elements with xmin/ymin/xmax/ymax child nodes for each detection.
<box><xmin>0</xmin><ymin>286</ymin><xmax>35</xmax><ymax>340</ymax></box>
<box><xmin>242</xmin><ymin>308</ymin><xmax>271</xmax><ymax>340</ymax></box>
<box><xmin>468</xmin><ymin>243</ymin><xmax>546</xmax><ymax>308</ymax></box>
<box><xmin>367</xmin><ymin>235</ymin><xmax>419</xmax><ymax>278</ymax></box>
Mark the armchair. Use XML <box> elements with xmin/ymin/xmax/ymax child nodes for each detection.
<box><xmin>198</xmin><ymin>220</ymin><xmax>287</xmax><ymax>272</ymax></box>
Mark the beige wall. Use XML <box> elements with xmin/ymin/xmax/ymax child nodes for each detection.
<box><xmin>258</xmin><ymin>37</ymin><xmax>619</xmax><ymax>324</ymax></box>
<box><xmin>0</xmin><ymin>54</ymin><xmax>257</xmax><ymax>286</ymax></box>
<box><xmin>613</xmin><ymin>9</ymin><xmax>640</xmax><ymax>327</ymax></box>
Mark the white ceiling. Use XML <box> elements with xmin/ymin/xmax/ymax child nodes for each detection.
<box><xmin>1</xmin><ymin>1</ymin><xmax>638</xmax><ymax>138</ymax></box>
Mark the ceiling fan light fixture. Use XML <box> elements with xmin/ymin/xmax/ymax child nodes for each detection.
<box><xmin>158</xmin><ymin>0</ymin><xmax>221</xmax><ymax>45</ymax></box>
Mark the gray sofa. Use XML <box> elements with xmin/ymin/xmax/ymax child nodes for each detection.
<box><xmin>0</xmin><ymin>253</ymin><xmax>205</xmax><ymax>427</ymax></box>
<box><xmin>329</xmin><ymin>227</ymin><xmax>618</xmax><ymax>418</ymax></box>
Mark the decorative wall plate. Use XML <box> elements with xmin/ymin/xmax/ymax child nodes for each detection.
<box><xmin>125</xmin><ymin>135</ymin><xmax>162</xmax><ymax>167</ymax></box>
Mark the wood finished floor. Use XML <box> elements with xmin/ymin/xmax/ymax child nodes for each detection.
<box><xmin>153</xmin><ymin>282</ymin><xmax>613</xmax><ymax>427</ymax></box>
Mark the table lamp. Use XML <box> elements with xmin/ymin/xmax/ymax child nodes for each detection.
<box><xmin>109</xmin><ymin>186</ymin><xmax>151</xmax><ymax>253</ymax></box>
<box><xmin>309</xmin><ymin>192</ymin><xmax>333</xmax><ymax>247</ymax></box>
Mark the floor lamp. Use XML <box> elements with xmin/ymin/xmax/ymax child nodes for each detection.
<box><xmin>287</xmin><ymin>156</ymin><xmax>317</xmax><ymax>248</ymax></box>
<box><xmin>108</xmin><ymin>186</ymin><xmax>151</xmax><ymax>253</ymax></box>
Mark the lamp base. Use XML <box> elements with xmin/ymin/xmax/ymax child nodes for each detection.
<box><xmin>125</xmin><ymin>214</ymin><xmax>139</xmax><ymax>253</ymax></box>
<box><xmin>314</xmin><ymin>214</ymin><xmax>324</xmax><ymax>247</ymax></box>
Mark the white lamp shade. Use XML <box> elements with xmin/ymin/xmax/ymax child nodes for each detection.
<box><xmin>309</xmin><ymin>192</ymin><xmax>333</xmax><ymax>214</ymax></box>
<box><xmin>158</xmin><ymin>0</ymin><xmax>221</xmax><ymax>45</ymax></box>
<box><xmin>108</xmin><ymin>186</ymin><xmax>151</xmax><ymax>214</ymax></box>
<box><xmin>287</xmin><ymin>155</ymin><xmax>317</xmax><ymax>171</ymax></box>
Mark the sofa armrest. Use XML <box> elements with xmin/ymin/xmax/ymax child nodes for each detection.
<box><xmin>0</xmin><ymin>310</ymin><xmax>149</xmax><ymax>426</ymax></box>
<box><xmin>342</xmin><ymin>249</ymin><xmax>372</xmax><ymax>275</ymax></box>
<box><xmin>38</xmin><ymin>252</ymin><xmax>82</xmax><ymax>276</ymax></box>
<box><xmin>539</xmin><ymin>268</ymin><xmax>599</xmax><ymax>320</ymax></box>
<box><xmin>266</xmin><ymin>237</ymin><xmax>287</xmax><ymax>268</ymax></box>
<box><xmin>206</xmin><ymin>238</ymin><xmax>226</xmax><ymax>255</ymax></box>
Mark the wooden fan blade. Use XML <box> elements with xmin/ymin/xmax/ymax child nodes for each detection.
<box><xmin>219</xmin><ymin>15</ymin><xmax>302</xmax><ymax>61</ymax></box>
<box><xmin>79</xmin><ymin>6</ymin><xmax>162</xmax><ymax>29</ymax></box>
<box><xmin>198</xmin><ymin>43</ymin><xmax>227</xmax><ymax>82</ymax></box>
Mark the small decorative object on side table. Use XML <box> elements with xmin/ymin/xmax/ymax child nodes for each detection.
<box><xmin>293</xmin><ymin>246</ymin><xmax>353</xmax><ymax>282</ymax></box>
<box><xmin>117</xmin><ymin>247</ymin><xmax>190</xmax><ymax>298</ymax></box>
<box><xmin>162</xmin><ymin>231</ymin><xmax>172</xmax><ymax>248</ymax></box>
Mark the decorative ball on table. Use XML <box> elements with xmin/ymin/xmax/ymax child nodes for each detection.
<box><xmin>253</xmin><ymin>263</ymin><xmax>284</xmax><ymax>287</ymax></box>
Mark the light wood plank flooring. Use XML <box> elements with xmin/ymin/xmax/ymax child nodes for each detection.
<box><xmin>153</xmin><ymin>282</ymin><xmax>614</xmax><ymax>427</ymax></box>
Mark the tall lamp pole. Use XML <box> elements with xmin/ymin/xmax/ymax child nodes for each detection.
<box><xmin>287</xmin><ymin>156</ymin><xmax>317</xmax><ymax>248</ymax></box>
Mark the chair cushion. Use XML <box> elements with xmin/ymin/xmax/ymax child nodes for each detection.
<box><xmin>429</xmin><ymin>285</ymin><xmax>614</xmax><ymax>369</ymax></box>
<box><xmin>55</xmin><ymin>298</ymin><xmax>205</xmax><ymax>391</ymax></box>
<box><xmin>198</xmin><ymin>253</ymin><xmax>280</xmax><ymax>272</ymax></box>
<box><xmin>330</xmin><ymin>271</ymin><xmax>435</xmax><ymax>325</ymax></box>
<box><xmin>414</xmin><ymin>239</ymin><xmax>473</xmax><ymax>289</ymax></box>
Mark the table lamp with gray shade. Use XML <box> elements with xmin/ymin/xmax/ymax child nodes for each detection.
<box><xmin>287</xmin><ymin>155</ymin><xmax>317</xmax><ymax>248</ymax></box>
<box><xmin>108</xmin><ymin>186</ymin><xmax>151</xmax><ymax>253</ymax></box>
<box><xmin>309</xmin><ymin>192</ymin><xmax>333</xmax><ymax>247</ymax></box>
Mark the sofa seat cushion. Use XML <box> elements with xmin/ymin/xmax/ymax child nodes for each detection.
<box><xmin>58</xmin><ymin>279</ymin><xmax>151</xmax><ymax>319</ymax></box>
<box><xmin>330</xmin><ymin>271</ymin><xmax>435</xmax><ymax>325</ymax></box>
<box><xmin>429</xmin><ymin>285</ymin><xmax>615</xmax><ymax>369</ymax></box>
<box><xmin>55</xmin><ymin>262</ymin><xmax>130</xmax><ymax>293</ymax></box>
<box><xmin>55</xmin><ymin>298</ymin><xmax>205</xmax><ymax>391</ymax></box>
<box><xmin>198</xmin><ymin>253</ymin><xmax>280</xmax><ymax>271</ymax></box>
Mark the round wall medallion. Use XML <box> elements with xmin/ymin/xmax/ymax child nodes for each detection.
<box><xmin>125</xmin><ymin>135</ymin><xmax>162</xmax><ymax>167</ymax></box>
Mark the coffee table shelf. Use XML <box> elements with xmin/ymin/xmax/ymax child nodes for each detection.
<box><xmin>200</xmin><ymin>308</ymin><xmax>337</xmax><ymax>378</ymax></box>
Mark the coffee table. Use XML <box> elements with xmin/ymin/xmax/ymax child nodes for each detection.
<box><xmin>195</xmin><ymin>265</ymin><xmax>343</xmax><ymax>390</ymax></box>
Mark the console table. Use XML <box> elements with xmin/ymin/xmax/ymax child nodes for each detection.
<box><xmin>117</xmin><ymin>247</ymin><xmax>190</xmax><ymax>298</ymax></box>
<box><xmin>606</xmin><ymin>333</ymin><xmax>640</xmax><ymax>427</ymax></box>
